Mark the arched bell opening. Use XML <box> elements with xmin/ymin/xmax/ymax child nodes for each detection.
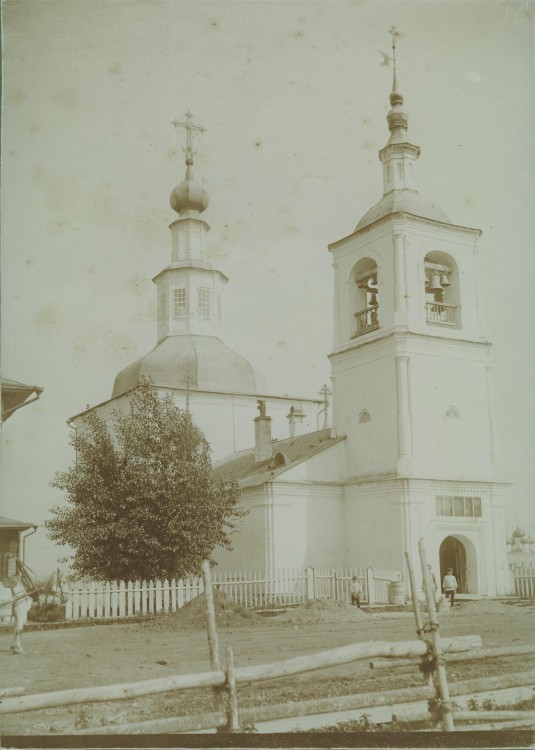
<box><xmin>424</xmin><ymin>251</ymin><xmax>461</xmax><ymax>328</ymax></box>
<box><xmin>350</xmin><ymin>257</ymin><xmax>379</xmax><ymax>338</ymax></box>
<box><xmin>439</xmin><ymin>534</ymin><xmax>478</xmax><ymax>594</ymax></box>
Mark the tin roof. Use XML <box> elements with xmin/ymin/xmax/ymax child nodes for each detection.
<box><xmin>213</xmin><ymin>428</ymin><xmax>345</xmax><ymax>489</ymax></box>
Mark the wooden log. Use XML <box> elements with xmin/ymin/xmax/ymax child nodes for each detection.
<box><xmin>0</xmin><ymin>634</ymin><xmax>480</xmax><ymax>716</ymax></box>
<box><xmin>0</xmin><ymin>670</ymin><xmax>226</xmax><ymax>715</ymax></box>
<box><xmin>76</xmin><ymin>671</ymin><xmax>535</xmax><ymax>736</ymax></box>
<box><xmin>78</xmin><ymin>710</ymin><xmax>227</xmax><ymax>735</ymax></box>
<box><xmin>371</xmin><ymin>642</ymin><xmax>535</xmax><ymax>670</ymax></box>
<box><xmin>404</xmin><ymin>551</ymin><xmax>425</xmax><ymax>640</ymax></box>
<box><xmin>225</xmin><ymin>645</ymin><xmax>240</xmax><ymax>731</ymax></box>
<box><xmin>0</xmin><ymin>687</ymin><xmax>26</xmax><ymax>697</ymax></box>
<box><xmin>419</xmin><ymin>538</ymin><xmax>454</xmax><ymax>731</ymax></box>
<box><xmin>233</xmin><ymin>639</ymin><xmax>429</xmax><ymax>684</ymax></box>
<box><xmin>405</xmin><ymin>550</ymin><xmax>433</xmax><ymax>689</ymax></box>
<box><xmin>455</xmin><ymin>718</ymin><xmax>535</xmax><ymax>730</ymax></box>
<box><xmin>454</xmin><ymin>710</ymin><xmax>535</xmax><ymax>722</ymax></box>
<box><xmin>201</xmin><ymin>559</ymin><xmax>225</xmax><ymax>718</ymax></box>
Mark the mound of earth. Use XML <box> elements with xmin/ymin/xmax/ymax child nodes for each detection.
<box><xmin>170</xmin><ymin>589</ymin><xmax>266</xmax><ymax>629</ymax></box>
<box><xmin>272</xmin><ymin>598</ymin><xmax>367</xmax><ymax>624</ymax></box>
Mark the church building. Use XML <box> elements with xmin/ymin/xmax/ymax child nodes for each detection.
<box><xmin>213</xmin><ymin>36</ymin><xmax>509</xmax><ymax>596</ymax></box>
<box><xmin>70</xmin><ymin>113</ymin><xmax>323</xmax><ymax>460</ymax></box>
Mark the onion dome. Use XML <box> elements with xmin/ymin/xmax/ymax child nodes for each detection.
<box><xmin>170</xmin><ymin>159</ymin><xmax>209</xmax><ymax>215</ymax></box>
<box><xmin>512</xmin><ymin>526</ymin><xmax>525</xmax><ymax>540</ymax></box>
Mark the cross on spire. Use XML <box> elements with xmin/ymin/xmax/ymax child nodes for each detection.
<box><xmin>172</xmin><ymin>111</ymin><xmax>206</xmax><ymax>165</ymax></box>
<box><xmin>388</xmin><ymin>26</ymin><xmax>400</xmax><ymax>91</ymax></box>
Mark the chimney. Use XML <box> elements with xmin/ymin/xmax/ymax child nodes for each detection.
<box><xmin>287</xmin><ymin>405</ymin><xmax>306</xmax><ymax>438</ymax></box>
<box><xmin>255</xmin><ymin>400</ymin><xmax>272</xmax><ymax>462</ymax></box>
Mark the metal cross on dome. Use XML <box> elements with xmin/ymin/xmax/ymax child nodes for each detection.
<box><xmin>172</xmin><ymin>111</ymin><xmax>206</xmax><ymax>161</ymax></box>
<box><xmin>387</xmin><ymin>26</ymin><xmax>400</xmax><ymax>89</ymax></box>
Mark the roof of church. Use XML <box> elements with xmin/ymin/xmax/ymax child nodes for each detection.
<box><xmin>112</xmin><ymin>335</ymin><xmax>267</xmax><ymax>399</ymax></box>
<box><xmin>213</xmin><ymin>427</ymin><xmax>345</xmax><ymax>488</ymax></box>
<box><xmin>355</xmin><ymin>188</ymin><xmax>451</xmax><ymax>232</ymax></box>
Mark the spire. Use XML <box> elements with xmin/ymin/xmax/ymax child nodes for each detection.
<box><xmin>385</xmin><ymin>27</ymin><xmax>409</xmax><ymax>144</ymax></box>
<box><xmin>389</xmin><ymin>26</ymin><xmax>399</xmax><ymax>94</ymax></box>
<box><xmin>170</xmin><ymin>112</ymin><xmax>209</xmax><ymax>216</ymax></box>
<box><xmin>376</xmin><ymin>27</ymin><xmax>420</xmax><ymax>196</ymax></box>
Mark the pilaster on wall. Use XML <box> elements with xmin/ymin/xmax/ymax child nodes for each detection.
<box><xmin>395</xmin><ymin>354</ymin><xmax>413</xmax><ymax>475</ymax></box>
<box><xmin>394</xmin><ymin>232</ymin><xmax>408</xmax><ymax>327</ymax></box>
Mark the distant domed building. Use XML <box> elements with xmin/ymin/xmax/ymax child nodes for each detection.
<box><xmin>70</xmin><ymin>113</ymin><xmax>322</xmax><ymax>459</ymax></box>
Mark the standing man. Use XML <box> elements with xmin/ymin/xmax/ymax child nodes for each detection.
<box><xmin>351</xmin><ymin>576</ymin><xmax>362</xmax><ymax>608</ymax></box>
<box><xmin>442</xmin><ymin>567</ymin><xmax>458</xmax><ymax>607</ymax></box>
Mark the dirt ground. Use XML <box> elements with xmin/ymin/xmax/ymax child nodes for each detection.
<box><xmin>1</xmin><ymin>597</ymin><xmax>534</xmax><ymax>735</ymax></box>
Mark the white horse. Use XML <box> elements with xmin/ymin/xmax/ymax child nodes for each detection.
<box><xmin>0</xmin><ymin>569</ymin><xmax>68</xmax><ymax>654</ymax></box>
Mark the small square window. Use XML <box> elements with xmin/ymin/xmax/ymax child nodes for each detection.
<box><xmin>453</xmin><ymin>497</ymin><xmax>464</xmax><ymax>517</ymax></box>
<box><xmin>444</xmin><ymin>497</ymin><xmax>453</xmax><ymax>516</ymax></box>
<box><xmin>473</xmin><ymin>498</ymin><xmax>482</xmax><ymax>517</ymax></box>
<box><xmin>435</xmin><ymin>496</ymin><xmax>445</xmax><ymax>515</ymax></box>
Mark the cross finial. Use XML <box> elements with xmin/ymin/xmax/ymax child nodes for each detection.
<box><xmin>318</xmin><ymin>384</ymin><xmax>331</xmax><ymax>429</ymax></box>
<box><xmin>172</xmin><ymin>111</ymin><xmax>206</xmax><ymax>165</ymax></box>
<box><xmin>387</xmin><ymin>26</ymin><xmax>400</xmax><ymax>92</ymax></box>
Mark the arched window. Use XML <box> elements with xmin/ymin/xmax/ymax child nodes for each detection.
<box><xmin>424</xmin><ymin>251</ymin><xmax>460</xmax><ymax>328</ymax></box>
<box><xmin>351</xmin><ymin>258</ymin><xmax>379</xmax><ymax>338</ymax></box>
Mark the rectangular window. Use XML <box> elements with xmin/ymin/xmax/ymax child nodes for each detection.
<box><xmin>197</xmin><ymin>288</ymin><xmax>211</xmax><ymax>317</ymax></box>
<box><xmin>435</xmin><ymin>495</ymin><xmax>482</xmax><ymax>518</ymax></box>
<box><xmin>173</xmin><ymin>288</ymin><xmax>187</xmax><ymax>317</ymax></box>
<box><xmin>217</xmin><ymin>294</ymin><xmax>222</xmax><ymax>321</ymax></box>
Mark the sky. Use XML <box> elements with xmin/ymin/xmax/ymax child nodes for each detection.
<box><xmin>1</xmin><ymin>0</ymin><xmax>534</xmax><ymax>573</ymax></box>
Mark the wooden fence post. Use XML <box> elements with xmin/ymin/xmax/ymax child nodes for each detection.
<box><xmin>366</xmin><ymin>567</ymin><xmax>375</xmax><ymax>605</ymax></box>
<box><xmin>404</xmin><ymin>551</ymin><xmax>433</xmax><ymax>688</ymax></box>
<box><xmin>201</xmin><ymin>559</ymin><xmax>226</xmax><ymax>724</ymax></box>
<box><xmin>306</xmin><ymin>566</ymin><xmax>315</xmax><ymax>601</ymax></box>
<box><xmin>225</xmin><ymin>645</ymin><xmax>241</xmax><ymax>731</ymax></box>
<box><xmin>419</xmin><ymin>538</ymin><xmax>455</xmax><ymax>731</ymax></box>
<box><xmin>119</xmin><ymin>581</ymin><xmax>126</xmax><ymax>618</ymax></box>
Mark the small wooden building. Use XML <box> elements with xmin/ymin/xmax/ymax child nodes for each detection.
<box><xmin>0</xmin><ymin>517</ymin><xmax>37</xmax><ymax>577</ymax></box>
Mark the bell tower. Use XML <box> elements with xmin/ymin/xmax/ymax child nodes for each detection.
<box><xmin>329</xmin><ymin>30</ymin><xmax>508</xmax><ymax>595</ymax></box>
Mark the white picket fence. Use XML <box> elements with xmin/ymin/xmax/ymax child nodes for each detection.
<box><xmin>511</xmin><ymin>562</ymin><xmax>535</xmax><ymax>597</ymax></box>
<box><xmin>63</xmin><ymin>566</ymin><xmax>401</xmax><ymax>621</ymax></box>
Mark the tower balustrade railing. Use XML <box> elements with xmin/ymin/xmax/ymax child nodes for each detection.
<box><xmin>353</xmin><ymin>306</ymin><xmax>380</xmax><ymax>337</ymax></box>
<box><xmin>426</xmin><ymin>301</ymin><xmax>457</xmax><ymax>326</ymax></box>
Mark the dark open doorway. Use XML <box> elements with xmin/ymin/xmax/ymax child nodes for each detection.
<box><xmin>439</xmin><ymin>536</ymin><xmax>468</xmax><ymax>594</ymax></box>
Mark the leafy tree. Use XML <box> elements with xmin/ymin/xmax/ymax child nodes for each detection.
<box><xmin>47</xmin><ymin>382</ymin><xmax>243</xmax><ymax>581</ymax></box>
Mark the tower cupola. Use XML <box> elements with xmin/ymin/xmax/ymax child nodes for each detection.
<box><xmin>378</xmin><ymin>27</ymin><xmax>420</xmax><ymax>195</ymax></box>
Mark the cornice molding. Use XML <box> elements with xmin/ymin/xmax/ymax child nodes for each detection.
<box><xmin>329</xmin><ymin>211</ymin><xmax>481</xmax><ymax>251</ymax></box>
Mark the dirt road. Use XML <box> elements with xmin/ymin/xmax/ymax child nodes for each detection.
<box><xmin>1</xmin><ymin>599</ymin><xmax>533</xmax><ymax>735</ymax></box>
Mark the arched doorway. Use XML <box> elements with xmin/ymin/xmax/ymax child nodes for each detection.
<box><xmin>439</xmin><ymin>535</ymin><xmax>477</xmax><ymax>594</ymax></box>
